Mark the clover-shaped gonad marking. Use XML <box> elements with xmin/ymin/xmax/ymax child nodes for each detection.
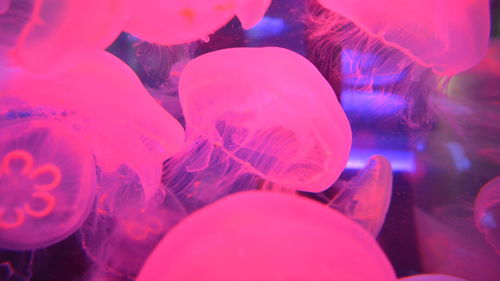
<box><xmin>0</xmin><ymin>149</ymin><xmax>62</xmax><ymax>229</ymax></box>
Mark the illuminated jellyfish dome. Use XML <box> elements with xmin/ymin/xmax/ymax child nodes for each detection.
<box><xmin>0</xmin><ymin>119</ymin><xmax>96</xmax><ymax>250</ymax></box>
<box><xmin>315</xmin><ymin>0</ymin><xmax>490</xmax><ymax>75</ymax></box>
<box><xmin>124</xmin><ymin>0</ymin><xmax>271</xmax><ymax>45</ymax></box>
<box><xmin>137</xmin><ymin>191</ymin><xmax>397</xmax><ymax>281</ymax></box>
<box><xmin>162</xmin><ymin>46</ymin><xmax>351</xmax><ymax>210</ymax></box>
<box><xmin>0</xmin><ymin>0</ymin><xmax>131</xmax><ymax>75</ymax></box>
<box><xmin>306</xmin><ymin>0</ymin><xmax>490</xmax><ymax>125</ymax></box>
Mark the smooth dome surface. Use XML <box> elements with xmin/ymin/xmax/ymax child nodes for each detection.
<box><xmin>137</xmin><ymin>191</ymin><xmax>397</xmax><ymax>281</ymax></box>
<box><xmin>125</xmin><ymin>0</ymin><xmax>271</xmax><ymax>45</ymax></box>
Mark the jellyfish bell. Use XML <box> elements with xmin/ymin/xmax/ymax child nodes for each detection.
<box><xmin>0</xmin><ymin>0</ymin><xmax>131</xmax><ymax>75</ymax></box>
<box><xmin>0</xmin><ymin>119</ymin><xmax>96</xmax><ymax>250</ymax></box>
<box><xmin>179</xmin><ymin>47</ymin><xmax>351</xmax><ymax>193</ymax></box>
<box><xmin>234</xmin><ymin>0</ymin><xmax>272</xmax><ymax>29</ymax></box>
<box><xmin>137</xmin><ymin>191</ymin><xmax>397</xmax><ymax>281</ymax></box>
<box><xmin>326</xmin><ymin>154</ymin><xmax>393</xmax><ymax>236</ymax></box>
<box><xmin>124</xmin><ymin>0</ymin><xmax>271</xmax><ymax>45</ymax></box>
<box><xmin>0</xmin><ymin>51</ymin><xmax>186</xmax><ymax>200</ymax></box>
<box><xmin>399</xmin><ymin>273</ymin><xmax>469</xmax><ymax>281</ymax></box>
<box><xmin>306</xmin><ymin>0</ymin><xmax>490</xmax><ymax>127</ymax></box>
<box><xmin>474</xmin><ymin>176</ymin><xmax>500</xmax><ymax>253</ymax></box>
<box><xmin>315</xmin><ymin>0</ymin><xmax>490</xmax><ymax>75</ymax></box>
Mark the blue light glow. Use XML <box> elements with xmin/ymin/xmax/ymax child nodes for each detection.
<box><xmin>245</xmin><ymin>17</ymin><xmax>287</xmax><ymax>40</ymax></box>
<box><xmin>346</xmin><ymin>149</ymin><xmax>415</xmax><ymax>172</ymax></box>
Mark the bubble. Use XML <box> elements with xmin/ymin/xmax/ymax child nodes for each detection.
<box><xmin>80</xmin><ymin>165</ymin><xmax>186</xmax><ymax>280</ymax></box>
<box><xmin>0</xmin><ymin>0</ymin><xmax>131</xmax><ymax>75</ymax></box>
<box><xmin>163</xmin><ymin>47</ymin><xmax>351</xmax><ymax>210</ymax></box>
<box><xmin>399</xmin><ymin>274</ymin><xmax>469</xmax><ymax>281</ymax></box>
<box><xmin>0</xmin><ymin>119</ymin><xmax>96</xmax><ymax>250</ymax></box>
<box><xmin>0</xmin><ymin>51</ymin><xmax>186</xmax><ymax>200</ymax></box>
<box><xmin>306</xmin><ymin>1</ymin><xmax>490</xmax><ymax>126</ymax></box>
<box><xmin>137</xmin><ymin>191</ymin><xmax>396</xmax><ymax>281</ymax></box>
<box><xmin>124</xmin><ymin>0</ymin><xmax>271</xmax><ymax>45</ymax></box>
<box><xmin>325</xmin><ymin>154</ymin><xmax>392</xmax><ymax>236</ymax></box>
<box><xmin>474</xmin><ymin>176</ymin><xmax>500</xmax><ymax>254</ymax></box>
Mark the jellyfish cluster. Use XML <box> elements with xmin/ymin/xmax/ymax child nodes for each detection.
<box><xmin>0</xmin><ymin>0</ymin><xmax>495</xmax><ymax>281</ymax></box>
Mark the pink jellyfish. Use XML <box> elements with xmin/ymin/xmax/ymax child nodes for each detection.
<box><xmin>133</xmin><ymin>41</ymin><xmax>193</xmax><ymax>123</ymax></box>
<box><xmin>324</xmin><ymin>154</ymin><xmax>392</xmax><ymax>236</ymax></box>
<box><xmin>0</xmin><ymin>0</ymin><xmax>131</xmax><ymax>75</ymax></box>
<box><xmin>0</xmin><ymin>119</ymin><xmax>96</xmax><ymax>250</ymax></box>
<box><xmin>162</xmin><ymin>47</ymin><xmax>351</xmax><ymax>210</ymax></box>
<box><xmin>80</xmin><ymin>169</ymin><xmax>187</xmax><ymax>280</ymax></box>
<box><xmin>314</xmin><ymin>0</ymin><xmax>489</xmax><ymax>75</ymax></box>
<box><xmin>124</xmin><ymin>0</ymin><xmax>271</xmax><ymax>45</ymax></box>
<box><xmin>0</xmin><ymin>51</ymin><xmax>185</xmax><ymax>200</ymax></box>
<box><xmin>137</xmin><ymin>191</ymin><xmax>397</xmax><ymax>281</ymax></box>
<box><xmin>474</xmin><ymin>176</ymin><xmax>500</xmax><ymax>254</ymax></box>
<box><xmin>306</xmin><ymin>0</ymin><xmax>490</xmax><ymax>126</ymax></box>
<box><xmin>399</xmin><ymin>274</ymin><xmax>469</xmax><ymax>281</ymax></box>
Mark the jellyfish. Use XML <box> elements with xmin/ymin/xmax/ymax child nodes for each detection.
<box><xmin>323</xmin><ymin>154</ymin><xmax>392</xmax><ymax>236</ymax></box>
<box><xmin>399</xmin><ymin>274</ymin><xmax>469</xmax><ymax>281</ymax></box>
<box><xmin>162</xmin><ymin>47</ymin><xmax>351</xmax><ymax>211</ymax></box>
<box><xmin>136</xmin><ymin>191</ymin><xmax>397</xmax><ymax>281</ymax></box>
<box><xmin>80</xmin><ymin>165</ymin><xmax>186</xmax><ymax>280</ymax></box>
<box><xmin>474</xmin><ymin>176</ymin><xmax>500</xmax><ymax>254</ymax></box>
<box><xmin>131</xmin><ymin>40</ymin><xmax>193</xmax><ymax>125</ymax></box>
<box><xmin>124</xmin><ymin>0</ymin><xmax>271</xmax><ymax>45</ymax></box>
<box><xmin>0</xmin><ymin>119</ymin><xmax>96</xmax><ymax>250</ymax></box>
<box><xmin>0</xmin><ymin>0</ymin><xmax>131</xmax><ymax>75</ymax></box>
<box><xmin>306</xmin><ymin>0</ymin><xmax>490</xmax><ymax>126</ymax></box>
<box><xmin>133</xmin><ymin>41</ymin><xmax>192</xmax><ymax>91</ymax></box>
<box><xmin>0</xmin><ymin>51</ymin><xmax>186</xmax><ymax>200</ymax></box>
